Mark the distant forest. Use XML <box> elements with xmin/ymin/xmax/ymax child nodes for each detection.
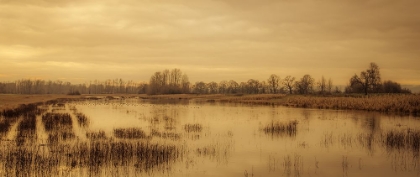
<box><xmin>0</xmin><ymin>63</ymin><xmax>412</xmax><ymax>95</ymax></box>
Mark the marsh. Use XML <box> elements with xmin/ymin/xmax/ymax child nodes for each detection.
<box><xmin>1</xmin><ymin>97</ymin><xmax>419</xmax><ymax>177</ymax></box>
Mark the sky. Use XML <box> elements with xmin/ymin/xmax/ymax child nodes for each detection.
<box><xmin>1</xmin><ymin>0</ymin><xmax>420</xmax><ymax>85</ymax></box>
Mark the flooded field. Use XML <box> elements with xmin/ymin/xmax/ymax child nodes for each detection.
<box><xmin>1</xmin><ymin>97</ymin><xmax>420</xmax><ymax>177</ymax></box>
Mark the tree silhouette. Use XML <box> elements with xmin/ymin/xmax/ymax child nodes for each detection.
<box><xmin>349</xmin><ymin>62</ymin><xmax>381</xmax><ymax>95</ymax></box>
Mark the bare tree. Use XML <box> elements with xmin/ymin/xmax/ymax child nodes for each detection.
<box><xmin>246</xmin><ymin>79</ymin><xmax>260</xmax><ymax>94</ymax></box>
<box><xmin>181</xmin><ymin>74</ymin><xmax>190</xmax><ymax>93</ymax></box>
<box><xmin>317</xmin><ymin>76</ymin><xmax>326</xmax><ymax>94</ymax></box>
<box><xmin>295</xmin><ymin>74</ymin><xmax>315</xmax><ymax>94</ymax></box>
<box><xmin>327</xmin><ymin>78</ymin><xmax>333</xmax><ymax>94</ymax></box>
<box><xmin>282</xmin><ymin>75</ymin><xmax>295</xmax><ymax>94</ymax></box>
<box><xmin>148</xmin><ymin>72</ymin><xmax>163</xmax><ymax>95</ymax></box>
<box><xmin>193</xmin><ymin>81</ymin><xmax>207</xmax><ymax>94</ymax></box>
<box><xmin>218</xmin><ymin>80</ymin><xmax>228</xmax><ymax>94</ymax></box>
<box><xmin>227</xmin><ymin>80</ymin><xmax>239</xmax><ymax>94</ymax></box>
<box><xmin>267</xmin><ymin>74</ymin><xmax>280</xmax><ymax>94</ymax></box>
<box><xmin>170</xmin><ymin>68</ymin><xmax>182</xmax><ymax>86</ymax></box>
<box><xmin>207</xmin><ymin>82</ymin><xmax>218</xmax><ymax>94</ymax></box>
<box><xmin>349</xmin><ymin>62</ymin><xmax>381</xmax><ymax>95</ymax></box>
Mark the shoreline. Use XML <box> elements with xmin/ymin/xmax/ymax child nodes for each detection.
<box><xmin>1</xmin><ymin>94</ymin><xmax>419</xmax><ymax>116</ymax></box>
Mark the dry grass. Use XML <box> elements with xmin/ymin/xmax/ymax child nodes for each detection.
<box><xmin>0</xmin><ymin>94</ymin><xmax>140</xmax><ymax>111</ymax></box>
<box><xmin>0</xmin><ymin>94</ymin><xmax>83</xmax><ymax>111</ymax></box>
<box><xmin>283</xmin><ymin>94</ymin><xmax>420</xmax><ymax>115</ymax></box>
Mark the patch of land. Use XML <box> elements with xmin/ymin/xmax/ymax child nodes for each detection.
<box><xmin>0</xmin><ymin>94</ymin><xmax>135</xmax><ymax>111</ymax></box>
<box><xmin>0</xmin><ymin>94</ymin><xmax>79</xmax><ymax>111</ymax></box>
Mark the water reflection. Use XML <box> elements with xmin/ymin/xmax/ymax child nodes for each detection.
<box><xmin>0</xmin><ymin>98</ymin><xmax>420</xmax><ymax>176</ymax></box>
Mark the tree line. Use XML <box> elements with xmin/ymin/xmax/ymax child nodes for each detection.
<box><xmin>0</xmin><ymin>62</ymin><xmax>411</xmax><ymax>95</ymax></box>
<box><xmin>0</xmin><ymin>79</ymin><xmax>148</xmax><ymax>95</ymax></box>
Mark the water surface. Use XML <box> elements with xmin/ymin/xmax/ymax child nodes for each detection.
<box><xmin>1</xmin><ymin>98</ymin><xmax>419</xmax><ymax>177</ymax></box>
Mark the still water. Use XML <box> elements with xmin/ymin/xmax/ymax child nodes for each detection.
<box><xmin>1</xmin><ymin>97</ymin><xmax>420</xmax><ymax>177</ymax></box>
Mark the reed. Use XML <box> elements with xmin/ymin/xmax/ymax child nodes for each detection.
<box><xmin>284</xmin><ymin>94</ymin><xmax>420</xmax><ymax>115</ymax></box>
<box><xmin>1</xmin><ymin>103</ymin><xmax>40</xmax><ymax>118</ymax></box>
<box><xmin>0</xmin><ymin>120</ymin><xmax>12</xmax><ymax>134</ymax></box>
<box><xmin>0</xmin><ymin>97</ymin><xmax>182</xmax><ymax>176</ymax></box>
<box><xmin>0</xmin><ymin>140</ymin><xmax>180</xmax><ymax>176</ymax></box>
<box><xmin>42</xmin><ymin>113</ymin><xmax>73</xmax><ymax>131</ymax></box>
<box><xmin>262</xmin><ymin>120</ymin><xmax>298</xmax><ymax>137</ymax></box>
<box><xmin>382</xmin><ymin>129</ymin><xmax>420</xmax><ymax>151</ymax></box>
<box><xmin>86</xmin><ymin>130</ymin><xmax>107</xmax><ymax>140</ymax></box>
<box><xmin>151</xmin><ymin>129</ymin><xmax>181</xmax><ymax>140</ymax></box>
<box><xmin>16</xmin><ymin>113</ymin><xmax>37</xmax><ymax>146</ymax></box>
<box><xmin>184</xmin><ymin>123</ymin><xmax>202</xmax><ymax>132</ymax></box>
<box><xmin>75</xmin><ymin>113</ymin><xmax>90</xmax><ymax>127</ymax></box>
<box><xmin>114</xmin><ymin>128</ymin><xmax>147</xmax><ymax>139</ymax></box>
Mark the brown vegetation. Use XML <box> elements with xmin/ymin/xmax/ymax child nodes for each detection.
<box><xmin>114</xmin><ymin>128</ymin><xmax>147</xmax><ymax>139</ymax></box>
<box><xmin>0</xmin><ymin>94</ymin><xmax>82</xmax><ymax>111</ymax></box>
<box><xmin>283</xmin><ymin>94</ymin><xmax>420</xmax><ymax>115</ymax></box>
<box><xmin>262</xmin><ymin>120</ymin><xmax>298</xmax><ymax>137</ymax></box>
<box><xmin>382</xmin><ymin>129</ymin><xmax>420</xmax><ymax>151</ymax></box>
<box><xmin>184</xmin><ymin>123</ymin><xmax>202</xmax><ymax>132</ymax></box>
<box><xmin>1</xmin><ymin>93</ymin><xmax>419</xmax><ymax>116</ymax></box>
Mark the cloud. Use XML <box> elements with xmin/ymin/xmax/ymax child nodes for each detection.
<box><xmin>0</xmin><ymin>0</ymin><xmax>419</xmax><ymax>84</ymax></box>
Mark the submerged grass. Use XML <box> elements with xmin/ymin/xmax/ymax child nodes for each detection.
<box><xmin>1</xmin><ymin>103</ymin><xmax>41</xmax><ymax>118</ymax></box>
<box><xmin>382</xmin><ymin>129</ymin><xmax>420</xmax><ymax>152</ymax></box>
<box><xmin>0</xmin><ymin>120</ymin><xmax>12</xmax><ymax>134</ymax></box>
<box><xmin>184</xmin><ymin>123</ymin><xmax>202</xmax><ymax>133</ymax></box>
<box><xmin>86</xmin><ymin>130</ymin><xmax>107</xmax><ymax>140</ymax></box>
<box><xmin>114</xmin><ymin>128</ymin><xmax>147</xmax><ymax>139</ymax></box>
<box><xmin>1</xmin><ymin>140</ymin><xmax>180</xmax><ymax>176</ymax></box>
<box><xmin>0</xmin><ymin>99</ymin><xmax>181</xmax><ymax>176</ymax></box>
<box><xmin>16</xmin><ymin>113</ymin><xmax>37</xmax><ymax>146</ymax></box>
<box><xmin>42</xmin><ymin>113</ymin><xmax>73</xmax><ymax>131</ymax></box>
<box><xmin>75</xmin><ymin>113</ymin><xmax>89</xmax><ymax>127</ymax></box>
<box><xmin>262</xmin><ymin>120</ymin><xmax>298</xmax><ymax>137</ymax></box>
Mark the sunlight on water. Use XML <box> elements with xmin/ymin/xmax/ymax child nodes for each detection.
<box><xmin>1</xmin><ymin>97</ymin><xmax>420</xmax><ymax>177</ymax></box>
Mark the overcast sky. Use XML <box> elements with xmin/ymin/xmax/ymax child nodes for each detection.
<box><xmin>1</xmin><ymin>0</ymin><xmax>419</xmax><ymax>85</ymax></box>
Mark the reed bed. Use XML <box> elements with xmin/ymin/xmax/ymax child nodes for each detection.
<box><xmin>86</xmin><ymin>130</ymin><xmax>107</xmax><ymax>140</ymax></box>
<box><xmin>382</xmin><ymin>129</ymin><xmax>420</xmax><ymax>152</ymax></box>
<box><xmin>48</xmin><ymin>131</ymin><xmax>76</xmax><ymax>144</ymax></box>
<box><xmin>42</xmin><ymin>113</ymin><xmax>73</xmax><ymax>131</ymax></box>
<box><xmin>0</xmin><ymin>140</ymin><xmax>180</xmax><ymax>176</ymax></box>
<box><xmin>42</xmin><ymin>113</ymin><xmax>76</xmax><ymax>144</ymax></box>
<box><xmin>1</xmin><ymin>103</ymin><xmax>40</xmax><ymax>118</ymax></box>
<box><xmin>150</xmin><ymin>129</ymin><xmax>181</xmax><ymax>140</ymax></box>
<box><xmin>75</xmin><ymin>113</ymin><xmax>90</xmax><ymax>127</ymax></box>
<box><xmin>195</xmin><ymin>143</ymin><xmax>232</xmax><ymax>163</ymax></box>
<box><xmin>184</xmin><ymin>123</ymin><xmax>202</xmax><ymax>132</ymax></box>
<box><xmin>196</xmin><ymin>145</ymin><xmax>216</xmax><ymax>157</ymax></box>
<box><xmin>114</xmin><ymin>128</ymin><xmax>147</xmax><ymax>139</ymax></box>
<box><xmin>0</xmin><ymin>97</ymin><xmax>183</xmax><ymax>176</ymax></box>
<box><xmin>262</xmin><ymin>120</ymin><xmax>298</xmax><ymax>137</ymax></box>
<box><xmin>0</xmin><ymin>120</ymin><xmax>12</xmax><ymax>134</ymax></box>
<box><xmin>284</xmin><ymin>94</ymin><xmax>420</xmax><ymax>115</ymax></box>
<box><xmin>16</xmin><ymin>113</ymin><xmax>37</xmax><ymax>146</ymax></box>
<box><xmin>216</xmin><ymin>94</ymin><xmax>287</xmax><ymax>105</ymax></box>
<box><xmin>71</xmin><ymin>141</ymin><xmax>179</xmax><ymax>173</ymax></box>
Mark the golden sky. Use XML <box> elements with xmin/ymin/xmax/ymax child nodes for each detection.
<box><xmin>1</xmin><ymin>0</ymin><xmax>419</xmax><ymax>85</ymax></box>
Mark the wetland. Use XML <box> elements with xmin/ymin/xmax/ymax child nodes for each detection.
<box><xmin>1</xmin><ymin>96</ymin><xmax>420</xmax><ymax>176</ymax></box>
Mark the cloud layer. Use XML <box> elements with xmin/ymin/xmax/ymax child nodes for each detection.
<box><xmin>1</xmin><ymin>0</ymin><xmax>419</xmax><ymax>84</ymax></box>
